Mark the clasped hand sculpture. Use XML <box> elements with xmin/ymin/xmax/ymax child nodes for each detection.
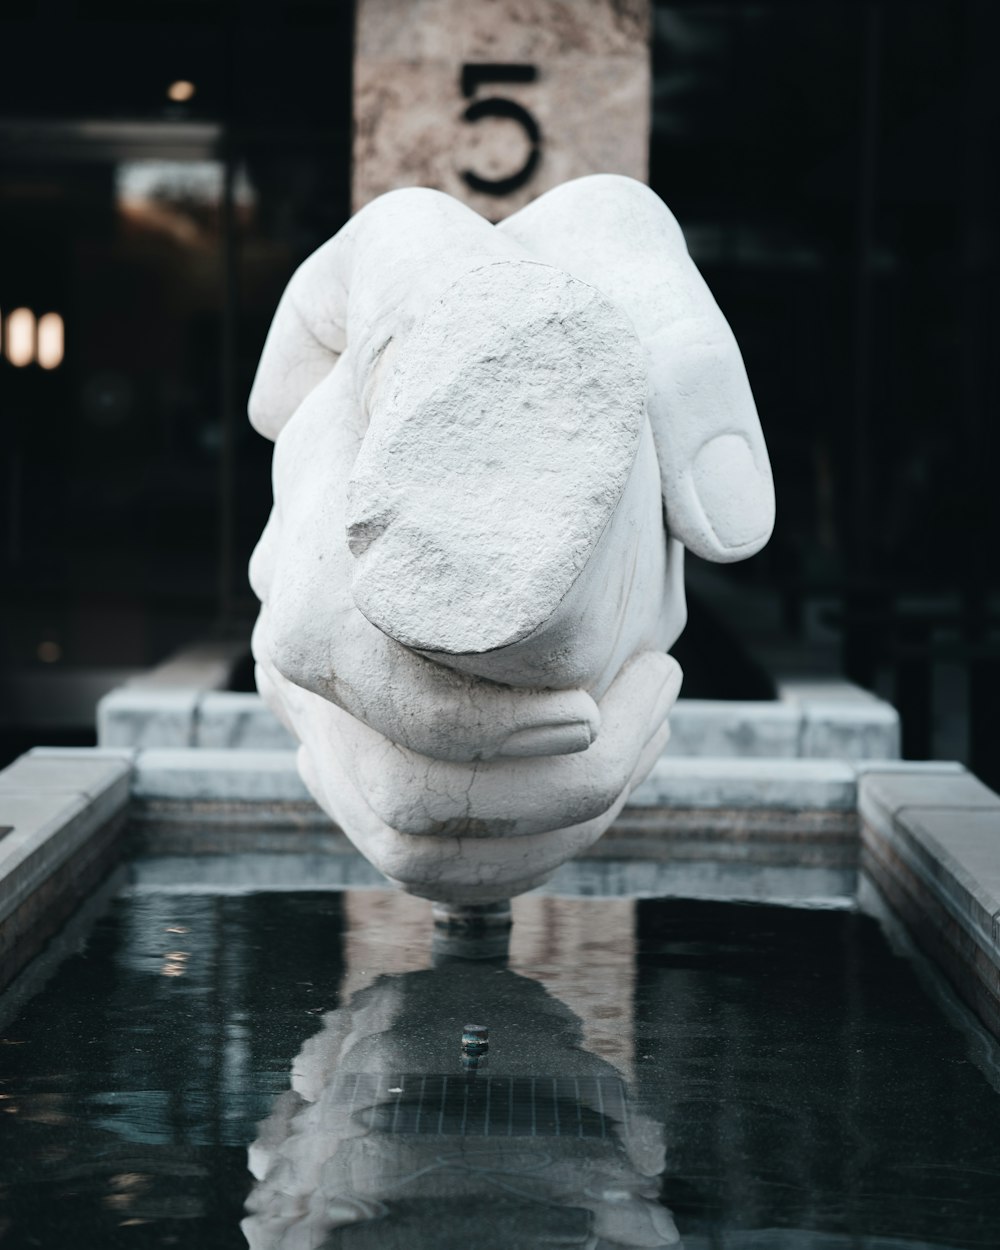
<box><xmin>249</xmin><ymin>175</ymin><xmax>773</xmax><ymax>911</ymax></box>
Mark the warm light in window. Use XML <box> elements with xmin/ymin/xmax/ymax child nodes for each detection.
<box><xmin>167</xmin><ymin>80</ymin><xmax>196</xmax><ymax>102</ymax></box>
<box><xmin>6</xmin><ymin>307</ymin><xmax>35</xmax><ymax>367</ymax></box>
<box><xmin>37</xmin><ymin>641</ymin><xmax>62</xmax><ymax>663</ymax></box>
<box><xmin>36</xmin><ymin>312</ymin><xmax>64</xmax><ymax>370</ymax></box>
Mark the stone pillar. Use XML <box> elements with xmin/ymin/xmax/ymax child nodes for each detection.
<box><xmin>352</xmin><ymin>0</ymin><xmax>651</xmax><ymax>220</ymax></box>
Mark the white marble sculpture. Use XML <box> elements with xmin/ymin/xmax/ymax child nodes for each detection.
<box><xmin>248</xmin><ymin>175</ymin><xmax>773</xmax><ymax>910</ymax></box>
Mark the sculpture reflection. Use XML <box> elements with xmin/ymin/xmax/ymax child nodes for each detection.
<box><xmin>243</xmin><ymin>952</ymin><xmax>678</xmax><ymax>1249</ymax></box>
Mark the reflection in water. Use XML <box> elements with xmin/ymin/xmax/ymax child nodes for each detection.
<box><xmin>242</xmin><ymin>957</ymin><xmax>678</xmax><ymax>1249</ymax></box>
<box><xmin>2</xmin><ymin>885</ymin><xmax>999</xmax><ymax>1247</ymax></box>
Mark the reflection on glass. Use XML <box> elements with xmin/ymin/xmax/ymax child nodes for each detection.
<box><xmin>115</xmin><ymin>159</ymin><xmax>255</xmax><ymax>210</ymax></box>
<box><xmin>36</xmin><ymin>312</ymin><xmax>64</xmax><ymax>370</ymax></box>
<box><xmin>5</xmin><ymin>306</ymin><xmax>35</xmax><ymax>367</ymax></box>
<box><xmin>242</xmin><ymin>959</ymin><xmax>678</xmax><ymax>1250</ymax></box>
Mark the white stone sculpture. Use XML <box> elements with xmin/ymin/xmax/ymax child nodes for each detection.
<box><xmin>248</xmin><ymin>175</ymin><xmax>773</xmax><ymax>911</ymax></box>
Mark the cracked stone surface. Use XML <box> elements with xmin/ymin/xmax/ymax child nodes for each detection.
<box><xmin>248</xmin><ymin>176</ymin><xmax>773</xmax><ymax>905</ymax></box>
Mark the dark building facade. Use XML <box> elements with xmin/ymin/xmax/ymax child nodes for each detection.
<box><xmin>1</xmin><ymin>1</ymin><xmax>997</xmax><ymax>780</ymax></box>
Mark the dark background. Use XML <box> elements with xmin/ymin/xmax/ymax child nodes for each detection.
<box><xmin>0</xmin><ymin>1</ymin><xmax>997</xmax><ymax>781</ymax></box>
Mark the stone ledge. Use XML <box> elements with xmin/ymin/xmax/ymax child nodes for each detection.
<box><xmin>860</xmin><ymin>798</ymin><xmax>1000</xmax><ymax>961</ymax></box>
<box><xmin>0</xmin><ymin>747</ymin><xmax>133</xmax><ymax>800</ymax></box>
<box><xmin>851</xmin><ymin>759</ymin><xmax>965</xmax><ymax>776</ymax></box>
<box><xmin>195</xmin><ymin>691</ymin><xmax>295</xmax><ymax>750</ymax></box>
<box><xmin>0</xmin><ymin>749</ymin><xmax>132</xmax><ymax>992</ymax></box>
<box><xmin>603</xmin><ymin>807</ymin><xmax>857</xmax><ymax>866</ymax></box>
<box><xmin>4</xmin><ymin>743</ymin><xmax>999</xmax><ymax>1047</ymax></box>
<box><xmin>97</xmin><ymin>658</ymin><xmax>901</xmax><ymax>762</ymax></box>
<box><xmin>97</xmin><ymin>687</ymin><xmax>201</xmax><ymax>749</ymax></box>
<box><xmin>862</xmin><ymin>840</ymin><xmax>1000</xmax><ymax>1040</ymax></box>
<box><xmin>97</xmin><ymin>640</ymin><xmax>247</xmax><ymax>749</ymax></box>
<box><xmin>0</xmin><ymin>750</ymin><xmax>131</xmax><ymax>926</ymax></box>
<box><xmin>778</xmin><ymin>678</ymin><xmax>901</xmax><ymax>760</ymax></box>
<box><xmin>664</xmin><ymin>700</ymin><xmax>800</xmax><ymax>758</ymax></box>
<box><xmin>859</xmin><ymin>764</ymin><xmax>1000</xmax><ymax>1037</ymax></box>
<box><xmin>132</xmin><ymin>749</ymin><xmax>311</xmax><ymax>803</ymax></box>
<box><xmin>122</xmin><ymin>850</ymin><xmax>855</xmax><ymax>908</ymax></box>
<box><xmin>632</xmin><ymin>757</ymin><xmax>857</xmax><ymax>811</ymax></box>
<box><xmin>861</xmin><ymin>766</ymin><xmax>997</xmax><ymax>823</ymax></box>
<box><xmin>130</xmin><ymin>749</ymin><xmax>869</xmax><ymax>813</ymax></box>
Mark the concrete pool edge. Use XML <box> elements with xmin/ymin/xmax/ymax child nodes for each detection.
<box><xmin>2</xmin><ymin>746</ymin><xmax>999</xmax><ymax>1041</ymax></box>
<box><xmin>0</xmin><ymin>748</ymin><xmax>132</xmax><ymax>990</ymax></box>
<box><xmin>859</xmin><ymin>768</ymin><xmax>1000</xmax><ymax>1038</ymax></box>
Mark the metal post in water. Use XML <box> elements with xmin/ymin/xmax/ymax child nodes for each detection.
<box><xmin>431</xmin><ymin>900</ymin><xmax>512</xmax><ymax>961</ymax></box>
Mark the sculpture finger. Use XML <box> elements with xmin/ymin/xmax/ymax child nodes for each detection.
<box><xmin>260</xmin><ymin>600</ymin><xmax>600</xmax><ymax>762</ymax></box>
<box><xmin>334</xmin><ymin>650</ymin><xmax>682</xmax><ymax>838</ymax></box>
<box><xmin>295</xmin><ymin>725</ymin><xmax>588</xmax><ymax>904</ymax></box>
<box><xmin>501</xmin><ymin>174</ymin><xmax>775</xmax><ymax>563</ymax></box>
<box><xmin>248</xmin><ymin>188</ymin><xmax>508</xmax><ymax>441</ymax></box>
<box><xmin>264</xmin><ymin>648</ymin><xmax>677</xmax><ymax>901</ymax></box>
<box><xmin>293</xmin><ymin>700</ymin><xmax>670</xmax><ymax>907</ymax></box>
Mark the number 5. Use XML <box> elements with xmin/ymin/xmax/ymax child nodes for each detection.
<box><xmin>460</xmin><ymin>63</ymin><xmax>542</xmax><ymax>197</ymax></box>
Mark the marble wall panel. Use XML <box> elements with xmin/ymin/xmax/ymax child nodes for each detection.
<box><xmin>353</xmin><ymin>0</ymin><xmax>651</xmax><ymax>219</ymax></box>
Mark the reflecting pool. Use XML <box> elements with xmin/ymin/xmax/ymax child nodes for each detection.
<box><xmin>0</xmin><ymin>862</ymin><xmax>998</xmax><ymax>1249</ymax></box>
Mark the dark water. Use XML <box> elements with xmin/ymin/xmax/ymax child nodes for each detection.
<box><xmin>0</xmin><ymin>873</ymin><xmax>998</xmax><ymax>1250</ymax></box>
